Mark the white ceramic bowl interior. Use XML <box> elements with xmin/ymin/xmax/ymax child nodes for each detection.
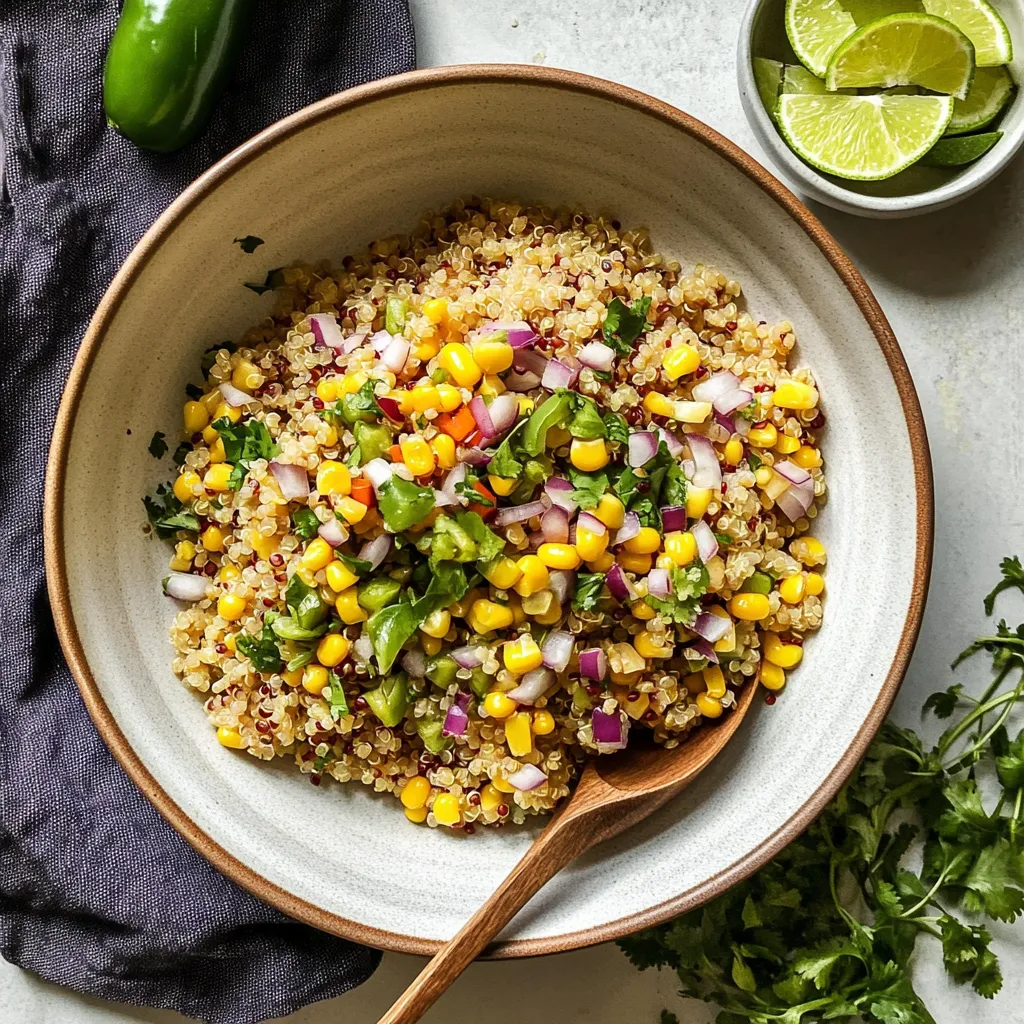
<box><xmin>738</xmin><ymin>0</ymin><xmax>1024</xmax><ymax>217</ymax></box>
<box><xmin>50</xmin><ymin>68</ymin><xmax>929</xmax><ymax>953</ymax></box>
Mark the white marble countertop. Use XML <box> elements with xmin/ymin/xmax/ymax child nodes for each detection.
<box><xmin>7</xmin><ymin>1</ymin><xmax>1024</xmax><ymax>1021</ymax></box>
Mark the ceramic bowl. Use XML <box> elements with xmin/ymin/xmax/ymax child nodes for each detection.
<box><xmin>738</xmin><ymin>0</ymin><xmax>1024</xmax><ymax>218</ymax></box>
<box><xmin>45</xmin><ymin>65</ymin><xmax>932</xmax><ymax>955</ymax></box>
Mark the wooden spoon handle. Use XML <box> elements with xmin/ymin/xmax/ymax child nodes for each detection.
<box><xmin>376</xmin><ymin>813</ymin><xmax>594</xmax><ymax>1024</ymax></box>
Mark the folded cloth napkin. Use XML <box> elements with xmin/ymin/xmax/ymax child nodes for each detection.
<box><xmin>0</xmin><ymin>2</ymin><xmax>415</xmax><ymax>1021</ymax></box>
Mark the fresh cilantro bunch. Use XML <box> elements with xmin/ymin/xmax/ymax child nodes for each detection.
<box><xmin>623</xmin><ymin>558</ymin><xmax>1024</xmax><ymax>1024</ymax></box>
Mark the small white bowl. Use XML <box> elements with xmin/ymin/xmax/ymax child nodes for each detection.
<box><xmin>738</xmin><ymin>0</ymin><xmax>1024</xmax><ymax>218</ymax></box>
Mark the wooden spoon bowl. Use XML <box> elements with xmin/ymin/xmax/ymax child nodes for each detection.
<box><xmin>378</xmin><ymin>680</ymin><xmax>760</xmax><ymax>1024</ymax></box>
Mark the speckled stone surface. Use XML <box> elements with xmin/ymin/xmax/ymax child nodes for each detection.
<box><xmin>8</xmin><ymin>1</ymin><xmax>1024</xmax><ymax>1021</ymax></box>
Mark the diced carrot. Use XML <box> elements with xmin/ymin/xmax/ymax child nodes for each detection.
<box><xmin>350</xmin><ymin>477</ymin><xmax>375</xmax><ymax>508</ymax></box>
<box><xmin>389</xmin><ymin>444</ymin><xmax>404</xmax><ymax>462</ymax></box>
<box><xmin>468</xmin><ymin>479</ymin><xmax>496</xmax><ymax>519</ymax></box>
<box><xmin>436</xmin><ymin>405</ymin><xmax>476</xmax><ymax>442</ymax></box>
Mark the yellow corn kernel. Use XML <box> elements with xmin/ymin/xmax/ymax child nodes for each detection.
<box><xmin>594</xmin><ymin>493</ymin><xmax>625</xmax><ymax>529</ymax></box>
<box><xmin>423</xmin><ymin>297</ymin><xmax>449</xmax><ymax>324</ymax></box>
<box><xmin>410</xmin><ymin>385</ymin><xmax>441</xmax><ymax>413</ymax></box>
<box><xmin>586</xmin><ymin>551</ymin><xmax>615</xmax><ymax>573</ymax></box>
<box><xmin>200</xmin><ymin>525</ymin><xmax>225</xmax><ymax>552</ymax></box>
<box><xmin>173</xmin><ymin>471</ymin><xmax>201</xmax><ymax>504</ymax></box>
<box><xmin>219</xmin><ymin>563</ymin><xmax>241</xmax><ymax>583</ymax></box>
<box><xmin>514</xmin><ymin>555</ymin><xmax>550</xmax><ymax>597</ymax></box>
<box><xmin>575</xmin><ymin>525</ymin><xmax>608</xmax><ymax>563</ymax></box>
<box><xmin>487</xmin><ymin>475</ymin><xmax>517</xmax><ymax>497</ymax></box>
<box><xmin>532</xmin><ymin>710</ymin><xmax>556</xmax><ymax>736</ymax></box>
<box><xmin>420</xmin><ymin>607</ymin><xmax>451</xmax><ymax>639</ymax></box>
<box><xmin>773</xmin><ymin>380</ymin><xmax>819</xmax><ymax>410</ymax></box>
<box><xmin>317</xmin><ymin>460</ymin><xmax>351</xmax><ymax>496</ymax></box>
<box><xmin>401</xmin><ymin>776</ymin><xmax>432</xmax><ymax>810</ymax></box>
<box><xmin>508</xmin><ymin>595</ymin><xmax>528</xmax><ymax>626</ymax></box>
<box><xmin>203</xmin><ymin>464</ymin><xmax>234</xmax><ymax>492</ymax></box>
<box><xmin>202</xmin><ymin>424</ymin><xmax>219</xmax><ymax>445</ymax></box>
<box><xmin>336</xmin><ymin>587</ymin><xmax>368</xmax><ymax>624</ymax></box>
<box><xmin>491</xmin><ymin>774</ymin><xmax>516</xmax><ymax>794</ymax></box>
<box><xmin>414</xmin><ymin>338</ymin><xmax>441</xmax><ymax>362</ymax></box>
<box><xmin>214</xmin><ymin>401</ymin><xmax>242</xmax><ymax>424</ymax></box>
<box><xmin>447</xmin><ymin>587</ymin><xmax>483</xmax><ymax>618</ymax></box>
<box><xmin>482</xmin><ymin>557</ymin><xmax>522</xmax><ymax>591</ymax></box>
<box><xmin>168</xmin><ymin>541</ymin><xmax>193</xmax><ymax>572</ymax></box>
<box><xmin>517</xmin><ymin>396</ymin><xmax>535</xmax><ymax>415</ymax></box>
<box><xmin>710</xmin><ymin>608</ymin><xmax>736</xmax><ymax>652</ymax></box>
<box><xmin>472</xmin><ymin>339</ymin><xmax>514</xmax><ymax>374</ymax></box>
<box><xmin>468</xmin><ymin>599</ymin><xmax>515</xmax><ymax>634</ymax></box>
<box><xmin>404</xmin><ymin>805</ymin><xmax>429</xmax><ymax>823</ymax></box>
<box><xmin>200</xmin><ymin>388</ymin><xmax>223</xmax><ymax>413</ymax></box>
<box><xmin>643</xmin><ymin>392</ymin><xmax>712</xmax><ymax>423</ymax></box>
<box><xmin>656</xmin><ymin>553</ymin><xmax>675</xmax><ymax>570</ymax></box>
<box><xmin>432</xmin><ymin>792</ymin><xmax>461</xmax><ymax>827</ymax></box>
<box><xmin>401</xmin><ymin>436</ymin><xmax>435</xmax><ymax>476</ymax></box>
<box><xmin>483</xmin><ymin>690</ymin><xmax>517</xmax><ymax>719</ymax></box>
<box><xmin>316</xmin><ymin>377</ymin><xmax>339</xmax><ymax>403</ymax></box>
<box><xmin>388</xmin><ymin>390</ymin><xmax>413</xmax><ymax>415</ymax></box>
<box><xmin>279</xmin><ymin>667</ymin><xmax>302</xmax><ymax>687</ymax></box>
<box><xmin>216</xmin><ymin>726</ymin><xmax>246</xmax><ymax>749</ymax></box>
<box><xmin>791</xmin><ymin>536</ymin><xmax>826</xmax><ymax>567</ymax></box>
<box><xmin>302</xmin><ymin>664</ymin><xmax>329</xmax><ymax>695</ymax></box>
<box><xmin>420</xmin><ymin>633</ymin><xmax>442</xmax><ymax>656</ymax></box>
<box><xmin>336</xmin><ymin>497</ymin><xmax>368</xmax><ymax>524</ymax></box>
<box><xmin>437</xmin><ymin>342</ymin><xmax>481</xmax><ymax>388</ymax></box>
<box><xmin>249</xmin><ymin>529</ymin><xmax>279</xmax><ymax>561</ymax></box>
<box><xmin>728</xmin><ymin>592</ymin><xmax>771</xmax><ymax>621</ymax></box>
<box><xmin>754</xmin><ymin>466</ymin><xmax>773</xmax><ymax>487</ymax></box>
<box><xmin>505</xmin><ymin>712</ymin><xmax>533</xmax><ymax>757</ymax></box>
<box><xmin>207</xmin><ymin>438</ymin><xmax>226</xmax><ymax>464</ymax></box>
<box><xmin>533</xmin><ymin>601</ymin><xmax>563</xmax><ymax>626</ymax></box>
<box><xmin>478</xmin><ymin>374</ymin><xmax>506</xmax><ymax>399</ymax></box>
<box><xmin>325</xmin><ymin>561</ymin><xmax>359</xmax><ymax>594</ymax></box>
<box><xmin>317</xmin><ymin>634</ymin><xmax>350</xmax><ymax>668</ymax></box>
<box><xmin>624</xmin><ymin>526</ymin><xmax>661</xmax><ymax>555</ymax></box>
<box><xmin>684</xmin><ymin>672</ymin><xmax>705</xmax><ymax>693</ymax></box>
<box><xmin>703</xmin><ymin>665</ymin><xmax>726</xmax><ymax>699</ymax></box>
<box><xmin>643</xmin><ymin>392</ymin><xmax>675</xmax><ymax>417</ymax></box>
<box><xmin>341</xmin><ymin>372</ymin><xmax>367</xmax><ymax>394</ymax></box>
<box><xmin>664</xmin><ymin>531</ymin><xmax>697</xmax><ymax>567</ymax></box>
<box><xmin>805</xmin><ymin>572</ymin><xmax>825</xmax><ymax>596</ymax></box>
<box><xmin>545</xmin><ymin>426</ymin><xmax>570</xmax><ymax>449</ymax></box>
<box><xmin>503</xmin><ymin>634</ymin><xmax>543</xmax><ymax>674</ymax></box>
<box><xmin>300</xmin><ymin>537</ymin><xmax>334</xmax><ymax>572</ymax></box>
<box><xmin>696</xmin><ymin>693</ymin><xmax>723</xmax><ymax>718</ymax></box>
<box><xmin>430</xmin><ymin>433</ymin><xmax>457</xmax><ymax>470</ymax></box>
<box><xmin>183</xmin><ymin>401</ymin><xmax>210</xmax><ymax>434</ymax></box>
<box><xmin>774</xmin><ymin>433</ymin><xmax>801</xmax><ymax>455</ymax></box>
<box><xmin>761</xmin><ymin>661</ymin><xmax>786</xmax><ymax>691</ymax></box>
<box><xmin>662</xmin><ymin>343</ymin><xmax>701</xmax><ymax>380</ymax></box>
<box><xmin>632</xmin><ymin>600</ymin><xmax>657</xmax><ymax>620</ymax></box>
<box><xmin>570</xmin><ymin>438</ymin><xmax>609</xmax><ymax>472</ymax></box>
<box><xmin>635</xmin><ymin>630</ymin><xmax>673</xmax><ymax>659</ymax></box>
<box><xmin>685</xmin><ymin>487</ymin><xmax>713</xmax><ymax>520</ymax></box>
<box><xmin>537</xmin><ymin>543</ymin><xmax>582</xmax><ymax>571</ymax></box>
<box><xmin>778</xmin><ymin>574</ymin><xmax>806</xmax><ymax>605</ymax></box>
<box><xmin>435</xmin><ymin>383</ymin><xmax>463</xmax><ymax>412</ymax></box>
<box><xmin>793</xmin><ymin>445</ymin><xmax>822</xmax><ymax>469</ymax></box>
<box><xmin>764</xmin><ymin>633</ymin><xmax>803</xmax><ymax>669</ymax></box>
<box><xmin>217</xmin><ymin>593</ymin><xmax>246</xmax><ymax>621</ymax></box>
<box><xmin>480</xmin><ymin>782</ymin><xmax>503</xmax><ymax>811</ymax></box>
<box><xmin>618</xmin><ymin>551</ymin><xmax>653</xmax><ymax>574</ymax></box>
<box><xmin>748</xmin><ymin>424</ymin><xmax>778</xmax><ymax>448</ymax></box>
<box><xmin>723</xmin><ymin>438</ymin><xmax>744</xmax><ymax>466</ymax></box>
<box><xmin>231</xmin><ymin>358</ymin><xmax>261</xmax><ymax>392</ymax></box>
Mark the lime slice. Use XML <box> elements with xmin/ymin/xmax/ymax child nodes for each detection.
<box><xmin>826</xmin><ymin>13</ymin><xmax>976</xmax><ymax>98</ymax></box>
<box><xmin>783</xmin><ymin>64</ymin><xmax>829</xmax><ymax>94</ymax></box>
<box><xmin>754</xmin><ymin>58</ymin><xmax>785</xmax><ymax>117</ymax></box>
<box><xmin>784</xmin><ymin>0</ymin><xmax>905</xmax><ymax>77</ymax></box>
<box><xmin>946</xmin><ymin>64</ymin><xmax>1015</xmax><ymax>133</ymax></box>
<box><xmin>922</xmin><ymin>0</ymin><xmax>1013</xmax><ymax>65</ymax></box>
<box><xmin>921</xmin><ymin>129</ymin><xmax>1002</xmax><ymax>164</ymax></box>
<box><xmin>777</xmin><ymin>92</ymin><xmax>954</xmax><ymax>179</ymax></box>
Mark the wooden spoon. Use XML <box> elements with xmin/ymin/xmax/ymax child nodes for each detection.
<box><xmin>377</xmin><ymin>682</ymin><xmax>759</xmax><ymax>1024</ymax></box>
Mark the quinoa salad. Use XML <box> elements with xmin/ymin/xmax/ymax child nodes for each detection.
<box><xmin>147</xmin><ymin>199</ymin><xmax>827</xmax><ymax>832</ymax></box>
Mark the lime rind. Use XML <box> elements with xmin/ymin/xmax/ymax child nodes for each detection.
<box><xmin>825</xmin><ymin>13</ymin><xmax>976</xmax><ymax>99</ymax></box>
<box><xmin>922</xmin><ymin>129</ymin><xmax>1003</xmax><ymax>164</ymax></box>
<box><xmin>922</xmin><ymin>0</ymin><xmax>1013</xmax><ymax>65</ymax></box>
<box><xmin>946</xmin><ymin>64</ymin><xmax>1015</xmax><ymax>133</ymax></box>
<box><xmin>784</xmin><ymin>0</ymin><xmax>904</xmax><ymax>78</ymax></box>
<box><xmin>777</xmin><ymin>92</ymin><xmax>955</xmax><ymax>180</ymax></box>
<box><xmin>754</xmin><ymin>58</ymin><xmax>785</xmax><ymax>120</ymax></box>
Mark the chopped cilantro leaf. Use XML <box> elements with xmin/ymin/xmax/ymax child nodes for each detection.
<box><xmin>235</xmin><ymin>622</ymin><xmax>283</xmax><ymax>673</ymax></box>
<box><xmin>172</xmin><ymin>441</ymin><xmax>191</xmax><ymax>467</ymax></box>
<box><xmin>644</xmin><ymin>562</ymin><xmax>708</xmax><ymax>625</ymax></box>
<box><xmin>567</xmin><ymin>467</ymin><xmax>609</xmax><ymax>510</ymax></box>
<box><xmin>243</xmin><ymin>267</ymin><xmax>284</xmax><ymax>295</ymax></box>
<box><xmin>602</xmin><ymin>411</ymin><xmax>630</xmax><ymax>445</ymax></box>
<box><xmin>290</xmin><ymin>507</ymin><xmax>320</xmax><ymax>540</ymax></box>
<box><xmin>602</xmin><ymin>296</ymin><xmax>652</xmax><ymax>356</ymax></box>
<box><xmin>143</xmin><ymin>485</ymin><xmax>199</xmax><ymax>538</ymax></box>
<box><xmin>572</xmin><ymin>572</ymin><xmax>606</xmax><ymax>611</ymax></box>
<box><xmin>211</xmin><ymin>417</ymin><xmax>278</xmax><ymax>489</ymax></box>
<box><xmin>147</xmin><ymin>431</ymin><xmax>168</xmax><ymax>458</ymax></box>
<box><xmin>377</xmin><ymin>476</ymin><xmax>437</xmax><ymax>533</ymax></box>
<box><xmin>327</xmin><ymin>671</ymin><xmax>350</xmax><ymax>719</ymax></box>
<box><xmin>233</xmin><ymin>235</ymin><xmax>265</xmax><ymax>253</ymax></box>
<box><xmin>184</xmin><ymin>382</ymin><xmax>203</xmax><ymax>400</ymax></box>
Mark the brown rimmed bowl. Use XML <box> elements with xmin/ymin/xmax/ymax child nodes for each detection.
<box><xmin>45</xmin><ymin>65</ymin><xmax>933</xmax><ymax>956</ymax></box>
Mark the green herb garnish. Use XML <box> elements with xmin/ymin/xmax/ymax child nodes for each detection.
<box><xmin>243</xmin><ymin>267</ymin><xmax>284</xmax><ymax>295</ymax></box>
<box><xmin>377</xmin><ymin>475</ymin><xmax>437</xmax><ymax>533</ymax></box>
<box><xmin>573</xmin><ymin>572</ymin><xmax>607</xmax><ymax>611</ymax></box>
<box><xmin>327</xmin><ymin>671</ymin><xmax>350</xmax><ymax>719</ymax></box>
<box><xmin>290</xmin><ymin>507</ymin><xmax>320</xmax><ymax>540</ymax></box>
<box><xmin>211</xmin><ymin>417</ymin><xmax>278</xmax><ymax>489</ymax></box>
<box><xmin>233</xmin><ymin>235</ymin><xmax>265</xmax><ymax>253</ymax></box>
<box><xmin>147</xmin><ymin>431</ymin><xmax>168</xmax><ymax>458</ymax></box>
<box><xmin>143</xmin><ymin>484</ymin><xmax>199</xmax><ymax>538</ymax></box>
<box><xmin>644</xmin><ymin>563</ymin><xmax>709</xmax><ymax>625</ymax></box>
<box><xmin>603</xmin><ymin>296</ymin><xmax>652</xmax><ymax>356</ymax></box>
<box><xmin>235</xmin><ymin>622</ymin><xmax>283</xmax><ymax>673</ymax></box>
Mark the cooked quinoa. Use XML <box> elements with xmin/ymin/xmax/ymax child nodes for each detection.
<box><xmin>148</xmin><ymin>198</ymin><xmax>827</xmax><ymax>832</ymax></box>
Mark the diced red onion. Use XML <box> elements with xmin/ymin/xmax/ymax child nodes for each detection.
<box><xmin>627</xmin><ymin>431</ymin><xmax>659</xmax><ymax>468</ymax></box>
<box><xmin>692</xmin><ymin>612</ymin><xmax>731</xmax><ymax>643</ymax></box>
<box><xmin>482</xmin><ymin>320</ymin><xmax>539</xmax><ymax>348</ymax></box>
<box><xmin>308</xmin><ymin>313</ymin><xmax>345</xmax><ymax>350</ymax></box>
<box><xmin>164</xmin><ymin>572</ymin><xmax>210</xmax><ymax>602</ymax></box>
<box><xmin>370</xmin><ymin>329</ymin><xmax>395</xmax><ymax>354</ymax></box>
<box><xmin>579</xmin><ymin>648</ymin><xmax>606</xmax><ymax>681</ymax></box>
<box><xmin>545</xmin><ymin>477</ymin><xmax>578</xmax><ymax>513</ymax></box>
<box><xmin>362</xmin><ymin>458</ymin><xmax>393</xmax><ymax>495</ymax></box>
<box><xmin>269</xmin><ymin>460</ymin><xmax>310</xmax><ymax>501</ymax></box>
<box><xmin>715</xmin><ymin>389</ymin><xmax>754</xmax><ymax>415</ymax></box>
<box><xmin>218</xmin><ymin>382</ymin><xmax>252</xmax><ymax>408</ymax></box>
<box><xmin>468</xmin><ymin>395</ymin><xmax>494</xmax><ymax>437</ymax></box>
<box><xmin>452</xmin><ymin>646</ymin><xmax>485</xmax><ymax>669</ymax></box>
<box><xmin>513</xmin><ymin>349</ymin><xmax>549</xmax><ymax>377</ymax></box>
<box><xmin>485</xmin><ymin>394</ymin><xmax>520</xmax><ymax>437</ymax></box>
<box><xmin>342</xmin><ymin>331</ymin><xmax>367</xmax><ymax>354</ymax></box>
<box><xmin>380</xmin><ymin>338</ymin><xmax>410</xmax><ymax>373</ymax></box>
<box><xmin>507</xmin><ymin>764</ymin><xmax>548</xmax><ymax>791</ymax></box>
<box><xmin>714</xmin><ymin>410</ymin><xmax>737</xmax><ymax>434</ymax></box>
<box><xmin>317</xmin><ymin>517</ymin><xmax>347</xmax><ymax>548</ymax></box>
<box><xmin>359</xmin><ymin>534</ymin><xmax>392</xmax><ymax>570</ymax></box>
<box><xmin>376</xmin><ymin>395</ymin><xmax>404</xmax><ymax>422</ymax></box>
<box><xmin>547</xmin><ymin>569</ymin><xmax>575</xmax><ymax>605</ymax></box>
<box><xmin>686</xmin><ymin>433</ymin><xmax>722</xmax><ymax>491</ymax></box>
<box><xmin>775</xmin><ymin>460</ymin><xmax>812</xmax><ymax>486</ymax></box>
<box><xmin>578</xmin><ymin>340</ymin><xmax>616</xmax><ymax>372</ymax></box>
<box><xmin>613</xmin><ymin>511</ymin><xmax>641</xmax><ymax>547</ymax></box>
<box><xmin>646</xmin><ymin>568</ymin><xmax>672</xmax><ymax>599</ymax></box>
<box><xmin>508</xmin><ymin>667</ymin><xmax>555</xmax><ymax>704</ymax></box>
<box><xmin>541</xmin><ymin>504</ymin><xmax>569</xmax><ymax>543</ymax></box>
<box><xmin>692</xmin><ymin>637</ymin><xmax>719</xmax><ymax>664</ymax></box>
<box><xmin>692</xmin><ymin>370</ymin><xmax>742</xmax><ymax>405</ymax></box>
<box><xmin>576</xmin><ymin>511</ymin><xmax>606</xmax><ymax>537</ymax></box>
<box><xmin>605</xmin><ymin>563</ymin><xmax>636</xmax><ymax>602</ymax></box>
<box><xmin>655</xmin><ymin>425</ymin><xmax>684</xmax><ymax>457</ymax></box>
<box><xmin>353</xmin><ymin>635</ymin><xmax>374</xmax><ymax>665</ymax></box>
<box><xmin>504</xmin><ymin>370</ymin><xmax>541</xmax><ymax>392</ymax></box>
<box><xmin>691</xmin><ymin>520</ymin><xmax>718</xmax><ymax>561</ymax></box>
<box><xmin>455</xmin><ymin>691</ymin><xmax>472</xmax><ymax>711</ymax></box>
<box><xmin>775</xmin><ymin>482</ymin><xmax>814</xmax><ymax>522</ymax></box>
<box><xmin>433</xmin><ymin>489</ymin><xmax>458</xmax><ymax>507</ymax></box>
<box><xmin>457</xmin><ymin>447</ymin><xmax>492</xmax><ymax>467</ymax></box>
<box><xmin>441</xmin><ymin>463</ymin><xmax>468</xmax><ymax>502</ymax></box>
<box><xmin>541</xmin><ymin>358</ymin><xmax>577</xmax><ymax>391</ymax></box>
<box><xmin>442</xmin><ymin>704</ymin><xmax>469</xmax><ymax>737</ymax></box>
<box><xmin>541</xmin><ymin>631</ymin><xmax>574</xmax><ymax>673</ymax></box>
<box><xmin>661</xmin><ymin>505</ymin><xmax>686</xmax><ymax>533</ymax></box>
<box><xmin>494</xmin><ymin>500</ymin><xmax>545</xmax><ymax>526</ymax></box>
<box><xmin>592</xmin><ymin>708</ymin><xmax>628</xmax><ymax>751</ymax></box>
<box><xmin>527</xmin><ymin>531</ymin><xmax>545</xmax><ymax>551</ymax></box>
<box><xmin>401</xmin><ymin>647</ymin><xmax>426</xmax><ymax>678</ymax></box>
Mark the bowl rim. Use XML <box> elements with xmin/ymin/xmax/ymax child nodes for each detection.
<box><xmin>44</xmin><ymin>62</ymin><xmax>934</xmax><ymax>958</ymax></box>
<box><xmin>736</xmin><ymin>0</ymin><xmax>1024</xmax><ymax>217</ymax></box>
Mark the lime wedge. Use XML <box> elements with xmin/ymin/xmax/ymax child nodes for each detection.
<box><xmin>947</xmin><ymin>64</ymin><xmax>1015</xmax><ymax>133</ymax></box>
<box><xmin>754</xmin><ymin>58</ymin><xmax>785</xmax><ymax>117</ymax></box>
<box><xmin>783</xmin><ymin>64</ymin><xmax>829</xmax><ymax>94</ymax></box>
<box><xmin>921</xmin><ymin>129</ymin><xmax>1002</xmax><ymax>164</ymax></box>
<box><xmin>826</xmin><ymin>13</ymin><xmax>976</xmax><ymax>98</ymax></box>
<box><xmin>922</xmin><ymin>0</ymin><xmax>1012</xmax><ymax>65</ymax></box>
<box><xmin>784</xmin><ymin>0</ymin><xmax>905</xmax><ymax>77</ymax></box>
<box><xmin>777</xmin><ymin>92</ymin><xmax>954</xmax><ymax>179</ymax></box>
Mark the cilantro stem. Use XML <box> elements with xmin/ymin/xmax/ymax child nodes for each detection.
<box><xmin>941</xmin><ymin>673</ymin><xmax>1024</xmax><ymax>772</ymax></box>
<box><xmin>898</xmin><ymin>858</ymin><xmax>960</xmax><ymax>919</ymax></box>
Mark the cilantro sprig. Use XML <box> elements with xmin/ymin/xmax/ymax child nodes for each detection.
<box><xmin>623</xmin><ymin>557</ymin><xmax>1024</xmax><ymax>1023</ymax></box>
<box><xmin>603</xmin><ymin>295</ymin><xmax>652</xmax><ymax>356</ymax></box>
